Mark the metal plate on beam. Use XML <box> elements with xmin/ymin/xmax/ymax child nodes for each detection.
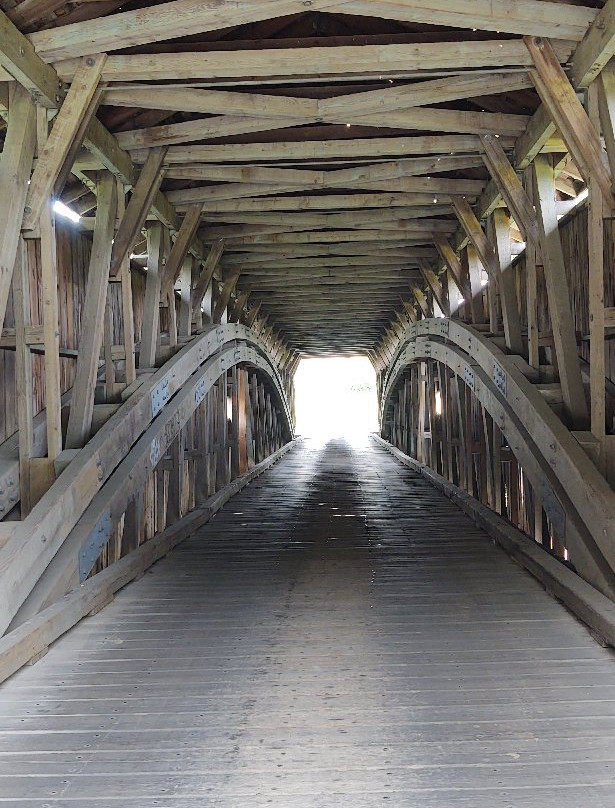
<box><xmin>150</xmin><ymin>377</ymin><xmax>170</xmax><ymax>418</ymax></box>
<box><xmin>463</xmin><ymin>365</ymin><xmax>475</xmax><ymax>390</ymax></box>
<box><xmin>194</xmin><ymin>378</ymin><xmax>207</xmax><ymax>407</ymax></box>
<box><xmin>150</xmin><ymin>436</ymin><xmax>162</xmax><ymax>468</ymax></box>
<box><xmin>79</xmin><ymin>508</ymin><xmax>111</xmax><ymax>582</ymax></box>
<box><xmin>0</xmin><ymin>468</ymin><xmax>18</xmax><ymax>517</ymax></box>
<box><xmin>493</xmin><ymin>361</ymin><xmax>508</xmax><ymax>397</ymax></box>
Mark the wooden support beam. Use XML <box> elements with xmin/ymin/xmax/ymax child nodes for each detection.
<box><xmin>571</xmin><ymin>0</ymin><xmax>615</xmax><ymax>88</ymax></box>
<box><xmin>598</xmin><ymin>63</ymin><xmax>615</xmax><ymax>183</ymax></box>
<box><xmin>465</xmin><ymin>245</ymin><xmax>486</xmax><ymax>325</ymax></box>
<box><xmin>37</xmin><ymin>108</ymin><xmax>63</xmax><ymax>465</ymax></box>
<box><xmin>55</xmin><ymin>41</ymin><xmax>574</xmax><ymax>83</ymax></box>
<box><xmin>161</xmin><ymin>204</ymin><xmax>204</xmax><ymax>297</ymax></box>
<box><xmin>490</xmin><ymin>209</ymin><xmax>524</xmax><ymax>355</ymax></box>
<box><xmin>480</xmin><ymin>134</ymin><xmax>540</xmax><ymax>248</ymax></box>
<box><xmin>30</xmin><ymin>0</ymin><xmax>337</xmax><ymax>62</ymax></box>
<box><xmin>109</xmin><ymin>146</ymin><xmax>167</xmax><ymax>276</ymax></box>
<box><xmin>320</xmin><ymin>71</ymin><xmax>533</xmax><ymax>117</ymax></box>
<box><xmin>526</xmin><ymin>35</ymin><xmax>613</xmax><ymax>202</ymax></box>
<box><xmin>213</xmin><ymin>271</ymin><xmax>241</xmax><ymax>324</ymax></box>
<box><xmin>419</xmin><ymin>262</ymin><xmax>448</xmax><ymax>317</ymax></box>
<box><xmin>13</xmin><ymin>237</ymin><xmax>34</xmax><ymax>516</ymax></box>
<box><xmin>115</xmin><ymin>180</ymin><xmax>136</xmax><ymax>387</ymax></box>
<box><xmin>191</xmin><ymin>239</ymin><xmax>224</xmax><ymax>317</ymax></box>
<box><xmin>513</xmin><ymin>103</ymin><xmax>558</xmax><ymax>171</ymax></box>
<box><xmin>103</xmin><ymin>85</ymin><xmax>317</xmax><ymax>119</ymax></box>
<box><xmin>245</xmin><ymin>301</ymin><xmax>262</xmax><ymax>329</ymax></box>
<box><xmin>0</xmin><ymin>9</ymin><xmax>61</xmax><ymax>107</ymax></box>
<box><xmin>452</xmin><ymin>197</ymin><xmax>499</xmax><ymax>280</ymax></box>
<box><xmin>229</xmin><ymin>290</ymin><xmax>251</xmax><ymax>324</ymax></box>
<box><xmin>410</xmin><ymin>284</ymin><xmax>430</xmax><ymax>318</ymax></box>
<box><xmin>342</xmin><ymin>0</ymin><xmax>594</xmax><ymax>40</ymax></box>
<box><xmin>523</xmin><ymin>165</ymin><xmax>540</xmax><ymax>370</ymax></box>
<box><xmin>178</xmin><ymin>255</ymin><xmax>193</xmax><ymax>339</ymax></box>
<box><xmin>138</xmin><ymin>223</ymin><xmax>166</xmax><ymax>370</ymax></box>
<box><xmin>163</xmin><ymin>155</ymin><xmax>480</xmax><ymax>187</ymax></box>
<box><xmin>532</xmin><ymin>155</ymin><xmax>589</xmax><ymax>428</ymax></box>
<box><xmin>0</xmin><ymin>84</ymin><xmax>36</xmax><ymax>335</ymax></box>
<box><xmin>129</xmin><ymin>135</ymin><xmax>502</xmax><ymax>166</ymax></box>
<box><xmin>401</xmin><ymin>299</ymin><xmax>417</xmax><ymax>324</ymax></box>
<box><xmin>53</xmin><ymin>85</ymin><xmax>104</xmax><ymax>201</ymax></box>
<box><xmin>115</xmin><ymin>106</ymin><xmax>527</xmax><ymax>150</ymax></box>
<box><xmin>0</xmin><ymin>12</ymin><xmax>209</xmax><ymax>271</ymax></box>
<box><xmin>22</xmin><ymin>54</ymin><xmax>106</xmax><ymax>230</ymax></box>
<box><xmin>588</xmin><ymin>83</ymin><xmax>607</xmax><ymax>445</ymax></box>
<box><xmin>65</xmin><ymin>175</ymin><xmax>118</xmax><ymax>450</ymax></box>
<box><xmin>116</xmin><ymin>114</ymin><xmax>300</xmax><ymax>151</ymax></box>
<box><xmin>433</xmin><ymin>235</ymin><xmax>465</xmax><ymax>298</ymax></box>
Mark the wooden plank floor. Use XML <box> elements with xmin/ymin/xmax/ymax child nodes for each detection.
<box><xmin>2</xmin><ymin>437</ymin><xmax>615</xmax><ymax>806</ymax></box>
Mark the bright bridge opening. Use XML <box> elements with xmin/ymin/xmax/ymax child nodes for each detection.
<box><xmin>293</xmin><ymin>356</ymin><xmax>379</xmax><ymax>444</ymax></box>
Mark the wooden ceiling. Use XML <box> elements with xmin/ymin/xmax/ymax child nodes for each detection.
<box><xmin>4</xmin><ymin>0</ymin><xmax>603</xmax><ymax>355</ymax></box>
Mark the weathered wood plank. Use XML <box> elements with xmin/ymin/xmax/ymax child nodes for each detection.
<box><xmin>532</xmin><ymin>155</ymin><xmax>589</xmax><ymax>428</ymax></box>
<box><xmin>0</xmin><ymin>84</ymin><xmax>36</xmax><ymax>335</ymax></box>
<box><xmin>54</xmin><ymin>41</ymin><xmax>575</xmax><ymax>82</ymax></box>
<box><xmin>65</xmin><ymin>175</ymin><xmax>118</xmax><ymax>450</ymax></box>
<box><xmin>22</xmin><ymin>54</ymin><xmax>106</xmax><ymax>230</ymax></box>
<box><xmin>526</xmin><ymin>35</ymin><xmax>613</xmax><ymax>202</ymax></box>
<box><xmin>109</xmin><ymin>146</ymin><xmax>167</xmax><ymax>277</ymax></box>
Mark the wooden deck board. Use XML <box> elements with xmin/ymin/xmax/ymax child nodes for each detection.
<box><xmin>1</xmin><ymin>437</ymin><xmax>615</xmax><ymax>806</ymax></box>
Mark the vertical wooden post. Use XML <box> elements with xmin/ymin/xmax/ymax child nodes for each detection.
<box><xmin>166</xmin><ymin>430</ymin><xmax>184</xmax><ymax>524</ymax></box>
<box><xmin>178</xmin><ymin>255</ymin><xmax>192</xmax><ymax>339</ymax></box>
<box><xmin>38</xmin><ymin>109</ymin><xmax>63</xmax><ymax>464</ymax></box>
<box><xmin>230</xmin><ymin>366</ymin><xmax>240</xmax><ymax>480</ymax></box>
<box><xmin>588</xmin><ymin>83</ymin><xmax>607</xmax><ymax>447</ymax></box>
<box><xmin>121</xmin><ymin>493</ymin><xmax>144</xmax><ymax>557</ymax></box>
<box><xmin>191</xmin><ymin>260</ymin><xmax>204</xmax><ymax>332</ymax></box>
<box><xmin>238</xmin><ymin>368</ymin><xmax>249</xmax><ymax>474</ymax></box>
<box><xmin>490</xmin><ymin>209</ymin><xmax>524</xmax><ymax>353</ymax></box>
<box><xmin>492</xmin><ymin>421</ymin><xmax>502</xmax><ymax>515</ymax></box>
<box><xmin>65</xmin><ymin>173</ymin><xmax>118</xmax><ymax>449</ymax></box>
<box><xmin>465</xmin><ymin>245</ymin><xmax>486</xmax><ymax>325</ymax></box>
<box><xmin>167</xmin><ymin>289</ymin><xmax>178</xmax><ymax>350</ymax></box>
<box><xmin>139</xmin><ymin>222</ymin><xmax>165</xmax><ymax>369</ymax></box>
<box><xmin>215</xmin><ymin>376</ymin><xmax>229</xmax><ymax>488</ymax></box>
<box><xmin>524</xmin><ymin>166</ymin><xmax>540</xmax><ymax>369</ymax></box>
<box><xmin>0</xmin><ymin>83</ymin><xmax>36</xmax><ymax>334</ymax></box>
<box><xmin>103</xmin><ymin>292</ymin><xmax>116</xmax><ymax>399</ymax></box>
<box><xmin>116</xmin><ymin>179</ymin><xmax>136</xmax><ymax>387</ymax></box>
<box><xmin>532</xmin><ymin>154</ymin><xmax>589</xmax><ymax>428</ymax></box>
<box><xmin>13</xmin><ymin>237</ymin><xmax>34</xmax><ymax>515</ymax></box>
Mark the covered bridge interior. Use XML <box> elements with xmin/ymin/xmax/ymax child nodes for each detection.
<box><xmin>2</xmin><ymin>0</ymin><xmax>615</xmax><ymax>804</ymax></box>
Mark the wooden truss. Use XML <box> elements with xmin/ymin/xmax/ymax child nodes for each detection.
<box><xmin>1</xmin><ymin>0</ymin><xmax>615</xmax><ymax>665</ymax></box>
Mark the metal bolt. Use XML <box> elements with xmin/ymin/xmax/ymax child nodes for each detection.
<box><xmin>86</xmin><ymin>57</ymin><xmax>95</xmax><ymax>67</ymax></box>
<box><xmin>19</xmin><ymin>46</ymin><xmax>24</xmax><ymax>56</ymax></box>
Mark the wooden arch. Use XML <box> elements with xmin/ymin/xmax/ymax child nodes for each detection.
<box><xmin>380</xmin><ymin>318</ymin><xmax>615</xmax><ymax>599</ymax></box>
<box><xmin>0</xmin><ymin>323</ymin><xmax>294</xmax><ymax>637</ymax></box>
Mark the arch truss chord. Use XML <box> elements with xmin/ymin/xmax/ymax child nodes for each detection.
<box><xmin>379</xmin><ymin>318</ymin><xmax>615</xmax><ymax>600</ymax></box>
<box><xmin>0</xmin><ymin>323</ymin><xmax>294</xmax><ymax>653</ymax></box>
